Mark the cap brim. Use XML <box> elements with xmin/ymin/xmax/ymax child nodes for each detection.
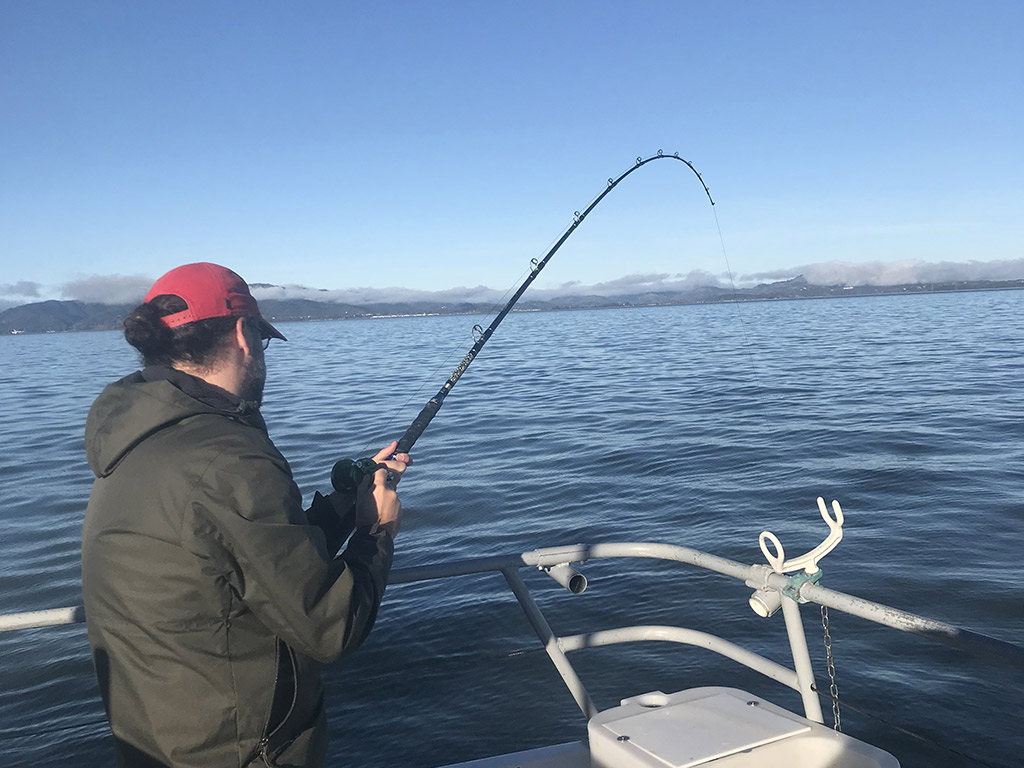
<box><xmin>258</xmin><ymin>316</ymin><xmax>287</xmax><ymax>341</ymax></box>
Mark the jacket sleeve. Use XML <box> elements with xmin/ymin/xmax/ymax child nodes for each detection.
<box><xmin>183</xmin><ymin>433</ymin><xmax>394</xmax><ymax>664</ymax></box>
<box><xmin>305</xmin><ymin>490</ymin><xmax>357</xmax><ymax>555</ymax></box>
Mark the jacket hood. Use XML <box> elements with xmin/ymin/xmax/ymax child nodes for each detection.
<box><xmin>85</xmin><ymin>367</ymin><xmax>265</xmax><ymax>478</ymax></box>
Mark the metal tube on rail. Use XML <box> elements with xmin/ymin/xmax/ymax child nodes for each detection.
<box><xmin>542</xmin><ymin>563</ymin><xmax>588</xmax><ymax>594</ymax></box>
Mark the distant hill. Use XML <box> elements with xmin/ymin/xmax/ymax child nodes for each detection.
<box><xmin>4</xmin><ymin>276</ymin><xmax>1024</xmax><ymax>335</ymax></box>
<box><xmin>0</xmin><ymin>300</ymin><xmax>132</xmax><ymax>334</ymax></box>
<box><xmin>257</xmin><ymin>298</ymin><xmax>368</xmax><ymax>321</ymax></box>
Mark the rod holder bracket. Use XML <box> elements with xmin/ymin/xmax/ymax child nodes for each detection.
<box><xmin>542</xmin><ymin>563</ymin><xmax>588</xmax><ymax>595</ymax></box>
<box><xmin>749</xmin><ymin>587</ymin><xmax>783</xmax><ymax>618</ymax></box>
<box><xmin>782</xmin><ymin>568</ymin><xmax>822</xmax><ymax>604</ymax></box>
<box><xmin>759</xmin><ymin>497</ymin><xmax>845</xmax><ymax>575</ymax></box>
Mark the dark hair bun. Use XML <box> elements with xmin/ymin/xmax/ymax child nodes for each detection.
<box><xmin>123</xmin><ymin>301</ymin><xmax>176</xmax><ymax>360</ymax></box>
<box><xmin>123</xmin><ymin>294</ymin><xmax>236</xmax><ymax>368</ymax></box>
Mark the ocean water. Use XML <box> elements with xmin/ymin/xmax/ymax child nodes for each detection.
<box><xmin>1</xmin><ymin>291</ymin><xmax>1022</xmax><ymax>768</ymax></box>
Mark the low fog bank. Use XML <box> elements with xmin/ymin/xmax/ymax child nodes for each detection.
<box><xmin>4</xmin><ymin>257</ymin><xmax>1023</xmax><ymax>307</ymax></box>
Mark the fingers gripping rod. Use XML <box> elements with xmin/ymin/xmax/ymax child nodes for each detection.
<box><xmin>333</xmin><ymin>152</ymin><xmax>714</xmax><ymax>492</ymax></box>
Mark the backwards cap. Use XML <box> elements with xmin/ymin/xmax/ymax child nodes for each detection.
<box><xmin>144</xmin><ymin>262</ymin><xmax>286</xmax><ymax>341</ymax></box>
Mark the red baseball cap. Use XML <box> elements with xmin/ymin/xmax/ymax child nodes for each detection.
<box><xmin>144</xmin><ymin>262</ymin><xmax>286</xmax><ymax>341</ymax></box>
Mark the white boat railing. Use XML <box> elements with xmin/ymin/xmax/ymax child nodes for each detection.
<box><xmin>5</xmin><ymin>540</ymin><xmax>1022</xmax><ymax>727</ymax></box>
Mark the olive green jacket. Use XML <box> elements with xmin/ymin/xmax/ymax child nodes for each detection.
<box><xmin>82</xmin><ymin>367</ymin><xmax>393</xmax><ymax>767</ymax></box>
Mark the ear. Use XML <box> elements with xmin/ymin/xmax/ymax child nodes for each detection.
<box><xmin>234</xmin><ymin>317</ymin><xmax>253</xmax><ymax>357</ymax></box>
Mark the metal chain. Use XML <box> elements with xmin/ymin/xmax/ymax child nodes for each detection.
<box><xmin>820</xmin><ymin>605</ymin><xmax>842</xmax><ymax>731</ymax></box>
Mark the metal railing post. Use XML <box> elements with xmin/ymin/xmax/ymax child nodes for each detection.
<box><xmin>501</xmin><ymin>567</ymin><xmax>598</xmax><ymax>720</ymax></box>
<box><xmin>781</xmin><ymin>594</ymin><xmax>824</xmax><ymax>723</ymax></box>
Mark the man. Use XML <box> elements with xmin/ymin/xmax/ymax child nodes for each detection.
<box><xmin>81</xmin><ymin>262</ymin><xmax>410</xmax><ymax>767</ymax></box>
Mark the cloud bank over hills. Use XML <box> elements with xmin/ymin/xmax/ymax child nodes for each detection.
<box><xmin>246</xmin><ymin>269</ymin><xmax>731</xmax><ymax>306</ymax></box>
<box><xmin>0</xmin><ymin>275</ymin><xmax>153</xmax><ymax>307</ymax></box>
<box><xmin>3</xmin><ymin>257</ymin><xmax>1023</xmax><ymax>308</ymax></box>
<box><xmin>747</xmin><ymin>257</ymin><xmax>1024</xmax><ymax>287</ymax></box>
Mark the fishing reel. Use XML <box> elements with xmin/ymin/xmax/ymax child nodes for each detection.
<box><xmin>331</xmin><ymin>457</ymin><xmax>382</xmax><ymax>493</ymax></box>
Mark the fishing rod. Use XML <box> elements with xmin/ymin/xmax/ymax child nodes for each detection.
<box><xmin>332</xmin><ymin>151</ymin><xmax>715</xmax><ymax>492</ymax></box>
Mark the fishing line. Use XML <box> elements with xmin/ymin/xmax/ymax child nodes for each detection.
<box><xmin>332</xmin><ymin>151</ymin><xmax>717</xmax><ymax>491</ymax></box>
<box><xmin>707</xmin><ymin>201</ymin><xmax>779</xmax><ymax>445</ymax></box>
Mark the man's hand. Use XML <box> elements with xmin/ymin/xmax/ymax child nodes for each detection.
<box><xmin>354</xmin><ymin>440</ymin><xmax>412</xmax><ymax>536</ymax></box>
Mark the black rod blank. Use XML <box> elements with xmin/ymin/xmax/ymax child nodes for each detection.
<box><xmin>394</xmin><ymin>152</ymin><xmax>713</xmax><ymax>455</ymax></box>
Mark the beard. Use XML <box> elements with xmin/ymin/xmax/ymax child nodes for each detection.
<box><xmin>239</xmin><ymin>347</ymin><xmax>267</xmax><ymax>407</ymax></box>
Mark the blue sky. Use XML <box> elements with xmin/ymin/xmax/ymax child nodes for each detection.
<box><xmin>1</xmin><ymin>1</ymin><xmax>1021</xmax><ymax>306</ymax></box>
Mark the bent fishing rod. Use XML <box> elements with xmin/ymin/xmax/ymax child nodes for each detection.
<box><xmin>333</xmin><ymin>151</ymin><xmax>715</xmax><ymax>492</ymax></box>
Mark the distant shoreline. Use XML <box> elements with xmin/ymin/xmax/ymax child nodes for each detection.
<box><xmin>3</xmin><ymin>279</ymin><xmax>1024</xmax><ymax>335</ymax></box>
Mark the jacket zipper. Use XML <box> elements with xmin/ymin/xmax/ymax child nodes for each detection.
<box><xmin>251</xmin><ymin>639</ymin><xmax>280</xmax><ymax>767</ymax></box>
<box><xmin>257</xmin><ymin>640</ymin><xmax>299</xmax><ymax>766</ymax></box>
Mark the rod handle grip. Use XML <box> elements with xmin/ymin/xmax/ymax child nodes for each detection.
<box><xmin>397</xmin><ymin>399</ymin><xmax>441</xmax><ymax>455</ymax></box>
